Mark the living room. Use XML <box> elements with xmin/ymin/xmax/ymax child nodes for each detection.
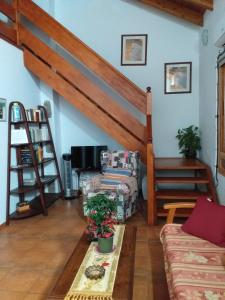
<box><xmin>0</xmin><ymin>0</ymin><xmax>225</xmax><ymax>299</ymax></box>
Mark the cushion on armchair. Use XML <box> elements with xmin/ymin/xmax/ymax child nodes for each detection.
<box><xmin>101</xmin><ymin>150</ymin><xmax>139</xmax><ymax>176</ymax></box>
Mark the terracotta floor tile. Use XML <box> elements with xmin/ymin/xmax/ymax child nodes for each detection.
<box><xmin>0</xmin><ymin>249</ymin><xmax>17</xmax><ymax>268</ymax></box>
<box><xmin>15</xmin><ymin>249</ymin><xmax>54</xmax><ymax>269</ymax></box>
<box><xmin>0</xmin><ymin>290</ymin><xmax>26</xmax><ymax>300</ymax></box>
<box><xmin>23</xmin><ymin>293</ymin><xmax>47</xmax><ymax>300</ymax></box>
<box><xmin>0</xmin><ymin>199</ymin><xmax>168</xmax><ymax>298</ymax></box>
<box><xmin>0</xmin><ymin>267</ymin><xmax>11</xmax><ymax>281</ymax></box>
<box><xmin>0</xmin><ymin>268</ymin><xmax>41</xmax><ymax>292</ymax></box>
<box><xmin>30</xmin><ymin>269</ymin><xmax>59</xmax><ymax>294</ymax></box>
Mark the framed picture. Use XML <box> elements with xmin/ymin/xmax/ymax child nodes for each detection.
<box><xmin>164</xmin><ymin>62</ymin><xmax>192</xmax><ymax>94</ymax></box>
<box><xmin>0</xmin><ymin>98</ymin><xmax>6</xmax><ymax>121</ymax></box>
<box><xmin>121</xmin><ymin>34</ymin><xmax>148</xmax><ymax>66</ymax></box>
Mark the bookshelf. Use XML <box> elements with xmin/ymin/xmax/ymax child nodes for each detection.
<box><xmin>6</xmin><ymin>101</ymin><xmax>63</xmax><ymax>224</ymax></box>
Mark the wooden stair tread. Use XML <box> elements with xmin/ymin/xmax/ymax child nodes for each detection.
<box><xmin>155</xmin><ymin>158</ymin><xmax>206</xmax><ymax>170</ymax></box>
<box><xmin>155</xmin><ymin>176</ymin><xmax>209</xmax><ymax>184</ymax></box>
<box><xmin>156</xmin><ymin>189</ymin><xmax>211</xmax><ymax>200</ymax></box>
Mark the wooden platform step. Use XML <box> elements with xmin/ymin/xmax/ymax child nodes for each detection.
<box><xmin>156</xmin><ymin>189</ymin><xmax>211</xmax><ymax>200</ymax></box>
<box><xmin>155</xmin><ymin>176</ymin><xmax>209</xmax><ymax>184</ymax></box>
<box><xmin>155</xmin><ymin>158</ymin><xmax>207</xmax><ymax>170</ymax></box>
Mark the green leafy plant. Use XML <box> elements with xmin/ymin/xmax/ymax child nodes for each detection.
<box><xmin>176</xmin><ymin>125</ymin><xmax>201</xmax><ymax>158</ymax></box>
<box><xmin>85</xmin><ymin>194</ymin><xmax>117</xmax><ymax>240</ymax></box>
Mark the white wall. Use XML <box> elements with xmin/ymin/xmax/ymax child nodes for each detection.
<box><xmin>54</xmin><ymin>0</ymin><xmax>200</xmax><ymax>157</ymax></box>
<box><xmin>0</xmin><ymin>40</ymin><xmax>41</xmax><ymax>224</ymax></box>
<box><xmin>199</xmin><ymin>0</ymin><xmax>225</xmax><ymax>204</ymax></box>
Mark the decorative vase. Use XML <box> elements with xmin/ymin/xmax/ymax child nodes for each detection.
<box><xmin>98</xmin><ymin>236</ymin><xmax>114</xmax><ymax>253</ymax></box>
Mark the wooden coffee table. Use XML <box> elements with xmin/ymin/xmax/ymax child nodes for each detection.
<box><xmin>48</xmin><ymin>225</ymin><xmax>137</xmax><ymax>300</ymax></box>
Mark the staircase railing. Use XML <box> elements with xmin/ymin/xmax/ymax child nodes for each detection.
<box><xmin>146</xmin><ymin>87</ymin><xmax>156</xmax><ymax>225</ymax></box>
<box><xmin>0</xmin><ymin>0</ymin><xmax>156</xmax><ymax>224</ymax></box>
<box><xmin>18</xmin><ymin>0</ymin><xmax>147</xmax><ymax>113</ymax></box>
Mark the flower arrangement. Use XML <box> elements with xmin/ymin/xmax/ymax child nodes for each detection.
<box><xmin>85</xmin><ymin>194</ymin><xmax>117</xmax><ymax>241</ymax></box>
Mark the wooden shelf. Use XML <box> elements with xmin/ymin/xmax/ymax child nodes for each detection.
<box><xmin>10</xmin><ymin>158</ymin><xmax>55</xmax><ymax>170</ymax></box>
<box><xmin>7</xmin><ymin>102</ymin><xmax>63</xmax><ymax>224</ymax></box>
<box><xmin>11</xmin><ymin>140</ymin><xmax>51</xmax><ymax>147</ymax></box>
<box><xmin>40</xmin><ymin>175</ymin><xmax>58</xmax><ymax>185</ymax></box>
<box><xmin>10</xmin><ymin>175</ymin><xmax>58</xmax><ymax>194</ymax></box>
<box><xmin>11</xmin><ymin>120</ymin><xmax>47</xmax><ymax>125</ymax></box>
<box><xmin>10</xmin><ymin>193</ymin><xmax>62</xmax><ymax>219</ymax></box>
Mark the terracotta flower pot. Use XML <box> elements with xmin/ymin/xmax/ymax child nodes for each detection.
<box><xmin>98</xmin><ymin>236</ymin><xmax>113</xmax><ymax>253</ymax></box>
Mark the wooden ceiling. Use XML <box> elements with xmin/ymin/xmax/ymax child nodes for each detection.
<box><xmin>139</xmin><ymin>0</ymin><xmax>214</xmax><ymax>26</ymax></box>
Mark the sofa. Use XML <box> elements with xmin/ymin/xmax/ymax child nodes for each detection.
<box><xmin>82</xmin><ymin>150</ymin><xmax>140</xmax><ymax>222</ymax></box>
<box><xmin>161</xmin><ymin>199</ymin><xmax>225</xmax><ymax>300</ymax></box>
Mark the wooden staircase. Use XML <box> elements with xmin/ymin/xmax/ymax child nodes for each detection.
<box><xmin>0</xmin><ymin>1</ymin><xmax>217</xmax><ymax>225</ymax></box>
<box><xmin>0</xmin><ymin>0</ymin><xmax>155</xmax><ymax>223</ymax></box>
<box><xmin>154</xmin><ymin>158</ymin><xmax>217</xmax><ymax>219</ymax></box>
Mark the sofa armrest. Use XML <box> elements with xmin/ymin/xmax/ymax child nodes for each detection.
<box><xmin>163</xmin><ymin>202</ymin><xmax>196</xmax><ymax>224</ymax></box>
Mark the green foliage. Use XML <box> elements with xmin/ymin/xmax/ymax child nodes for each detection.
<box><xmin>85</xmin><ymin>194</ymin><xmax>117</xmax><ymax>239</ymax></box>
<box><xmin>176</xmin><ymin>125</ymin><xmax>201</xmax><ymax>158</ymax></box>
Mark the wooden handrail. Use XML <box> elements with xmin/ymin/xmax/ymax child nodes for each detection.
<box><xmin>146</xmin><ymin>87</ymin><xmax>156</xmax><ymax>225</ymax></box>
<box><xmin>18</xmin><ymin>25</ymin><xmax>146</xmax><ymax>144</ymax></box>
<box><xmin>17</xmin><ymin>0</ymin><xmax>147</xmax><ymax>113</ymax></box>
<box><xmin>0</xmin><ymin>1</ymin><xmax>16</xmax><ymax>22</ymax></box>
<box><xmin>23</xmin><ymin>49</ymin><xmax>146</xmax><ymax>160</ymax></box>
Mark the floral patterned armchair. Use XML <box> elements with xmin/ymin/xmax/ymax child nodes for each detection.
<box><xmin>82</xmin><ymin>150</ymin><xmax>140</xmax><ymax>222</ymax></box>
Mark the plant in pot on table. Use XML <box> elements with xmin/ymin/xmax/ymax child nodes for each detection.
<box><xmin>85</xmin><ymin>194</ymin><xmax>117</xmax><ymax>253</ymax></box>
<box><xmin>176</xmin><ymin>125</ymin><xmax>201</xmax><ymax>159</ymax></box>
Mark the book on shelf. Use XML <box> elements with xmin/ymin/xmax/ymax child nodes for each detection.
<box><xmin>25</xmin><ymin>108</ymin><xmax>45</xmax><ymax>122</ymax></box>
<box><xmin>11</xmin><ymin>129</ymin><xmax>28</xmax><ymax>144</ymax></box>
<box><xmin>29</xmin><ymin>127</ymin><xmax>49</xmax><ymax>142</ymax></box>
<box><xmin>20</xmin><ymin>148</ymin><xmax>32</xmax><ymax>165</ymax></box>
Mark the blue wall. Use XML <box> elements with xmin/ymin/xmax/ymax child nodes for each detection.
<box><xmin>0</xmin><ymin>40</ymin><xmax>41</xmax><ymax>224</ymax></box>
<box><xmin>199</xmin><ymin>1</ymin><xmax>225</xmax><ymax>204</ymax></box>
<box><xmin>54</xmin><ymin>0</ymin><xmax>200</xmax><ymax>157</ymax></box>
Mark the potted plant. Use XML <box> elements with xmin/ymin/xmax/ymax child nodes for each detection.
<box><xmin>85</xmin><ymin>194</ymin><xmax>117</xmax><ymax>253</ymax></box>
<box><xmin>176</xmin><ymin>125</ymin><xmax>201</xmax><ymax>158</ymax></box>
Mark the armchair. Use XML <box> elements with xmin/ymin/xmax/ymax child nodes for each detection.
<box><xmin>82</xmin><ymin>150</ymin><xmax>140</xmax><ymax>222</ymax></box>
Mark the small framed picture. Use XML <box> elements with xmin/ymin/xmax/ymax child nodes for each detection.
<box><xmin>164</xmin><ymin>62</ymin><xmax>192</xmax><ymax>94</ymax></box>
<box><xmin>0</xmin><ymin>98</ymin><xmax>6</xmax><ymax>121</ymax></box>
<box><xmin>121</xmin><ymin>34</ymin><xmax>148</xmax><ymax>66</ymax></box>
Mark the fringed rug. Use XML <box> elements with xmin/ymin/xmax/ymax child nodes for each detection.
<box><xmin>64</xmin><ymin>225</ymin><xmax>125</xmax><ymax>300</ymax></box>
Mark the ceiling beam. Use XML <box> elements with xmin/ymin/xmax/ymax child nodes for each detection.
<box><xmin>139</xmin><ymin>0</ymin><xmax>204</xmax><ymax>26</ymax></box>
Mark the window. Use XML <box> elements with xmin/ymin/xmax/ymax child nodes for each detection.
<box><xmin>218</xmin><ymin>51</ymin><xmax>225</xmax><ymax>176</ymax></box>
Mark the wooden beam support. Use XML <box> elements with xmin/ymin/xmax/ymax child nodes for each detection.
<box><xmin>140</xmin><ymin>0</ymin><xmax>204</xmax><ymax>26</ymax></box>
<box><xmin>0</xmin><ymin>20</ymin><xmax>17</xmax><ymax>44</ymax></box>
<box><xmin>23</xmin><ymin>49</ymin><xmax>146</xmax><ymax>161</ymax></box>
<box><xmin>0</xmin><ymin>1</ymin><xmax>16</xmax><ymax>22</ymax></box>
<box><xmin>18</xmin><ymin>0</ymin><xmax>147</xmax><ymax>113</ymax></box>
<box><xmin>19</xmin><ymin>26</ymin><xmax>146</xmax><ymax>144</ymax></box>
<box><xmin>179</xmin><ymin>0</ymin><xmax>213</xmax><ymax>11</ymax></box>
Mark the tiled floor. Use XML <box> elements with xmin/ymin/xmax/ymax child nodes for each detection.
<box><xmin>0</xmin><ymin>199</ymin><xmax>163</xmax><ymax>300</ymax></box>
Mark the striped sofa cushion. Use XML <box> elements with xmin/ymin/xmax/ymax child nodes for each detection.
<box><xmin>100</xmin><ymin>178</ymin><xmax>122</xmax><ymax>190</ymax></box>
<box><xmin>102</xmin><ymin>167</ymin><xmax>132</xmax><ymax>179</ymax></box>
